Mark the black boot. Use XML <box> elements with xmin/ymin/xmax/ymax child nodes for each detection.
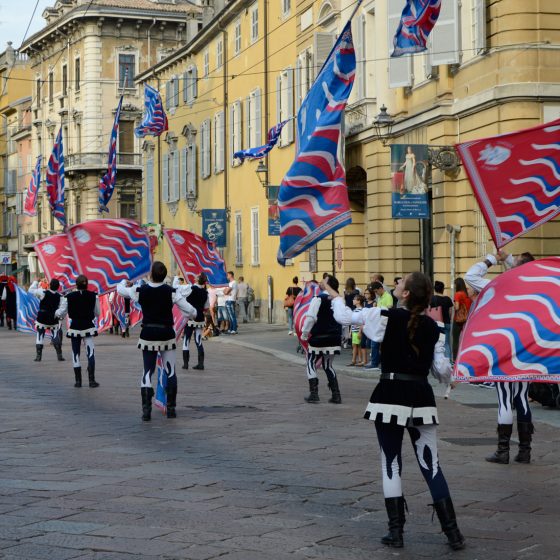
<box><xmin>433</xmin><ymin>497</ymin><xmax>466</xmax><ymax>551</ymax></box>
<box><xmin>54</xmin><ymin>344</ymin><xmax>65</xmax><ymax>361</ymax></box>
<box><xmin>304</xmin><ymin>378</ymin><xmax>320</xmax><ymax>403</ymax></box>
<box><xmin>328</xmin><ymin>378</ymin><xmax>342</xmax><ymax>404</ymax></box>
<box><xmin>109</xmin><ymin>327</ymin><xmax>113</xmax><ymax>334</ymax></box>
<box><xmin>34</xmin><ymin>344</ymin><xmax>43</xmax><ymax>362</ymax></box>
<box><xmin>381</xmin><ymin>496</ymin><xmax>405</xmax><ymax>548</ymax></box>
<box><xmin>514</xmin><ymin>422</ymin><xmax>534</xmax><ymax>463</ymax></box>
<box><xmin>166</xmin><ymin>377</ymin><xmax>177</xmax><ymax>418</ymax></box>
<box><xmin>7</xmin><ymin>319</ymin><xmax>12</xmax><ymax>330</ymax></box>
<box><xmin>141</xmin><ymin>387</ymin><xmax>154</xmax><ymax>421</ymax></box>
<box><xmin>486</xmin><ymin>424</ymin><xmax>512</xmax><ymax>464</ymax></box>
<box><xmin>192</xmin><ymin>350</ymin><xmax>204</xmax><ymax>370</ymax></box>
<box><xmin>74</xmin><ymin>367</ymin><xmax>82</xmax><ymax>388</ymax></box>
<box><xmin>182</xmin><ymin>350</ymin><xmax>189</xmax><ymax>370</ymax></box>
<box><xmin>88</xmin><ymin>364</ymin><xmax>99</xmax><ymax>388</ymax></box>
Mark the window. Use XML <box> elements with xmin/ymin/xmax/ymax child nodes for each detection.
<box><xmin>282</xmin><ymin>0</ymin><xmax>291</xmax><ymax>17</ymax></box>
<box><xmin>387</xmin><ymin>3</ymin><xmax>412</xmax><ymax>88</ymax></box>
<box><xmin>183</xmin><ymin>66</ymin><xmax>198</xmax><ymax>104</ymax></box>
<box><xmin>295</xmin><ymin>49</ymin><xmax>313</xmax><ymax>110</ymax></box>
<box><xmin>48</xmin><ymin>71</ymin><xmax>54</xmax><ymax>103</ymax></box>
<box><xmin>250</xmin><ymin>5</ymin><xmax>259</xmax><ymax>43</ymax></box>
<box><xmin>216</xmin><ymin>39</ymin><xmax>223</xmax><ymax>69</ymax></box>
<box><xmin>118</xmin><ymin>54</ymin><xmax>135</xmax><ymax>88</ymax></box>
<box><xmin>235</xmin><ymin>212</ymin><xmax>243</xmax><ymax>265</ymax></box>
<box><xmin>181</xmin><ymin>143</ymin><xmax>198</xmax><ymax>199</ymax></box>
<box><xmin>119</xmin><ymin>121</ymin><xmax>134</xmax><ymax>155</ymax></box>
<box><xmin>213</xmin><ymin>111</ymin><xmax>225</xmax><ymax>173</ymax></box>
<box><xmin>245</xmin><ymin>88</ymin><xmax>262</xmax><ymax>149</ymax></box>
<box><xmin>229</xmin><ymin>100</ymin><xmax>243</xmax><ymax>165</ymax></box>
<box><xmin>428</xmin><ymin>0</ymin><xmax>460</xmax><ymax>67</ymax></box>
<box><xmin>276</xmin><ymin>68</ymin><xmax>294</xmax><ymax>146</ymax></box>
<box><xmin>145</xmin><ymin>153</ymin><xmax>154</xmax><ymax>222</ymax></box>
<box><xmin>203</xmin><ymin>49</ymin><xmax>209</xmax><ymax>78</ymax></box>
<box><xmin>250</xmin><ymin>207</ymin><xmax>260</xmax><ymax>265</ymax></box>
<box><xmin>313</xmin><ymin>32</ymin><xmax>336</xmax><ymax>78</ymax></box>
<box><xmin>200</xmin><ymin>119</ymin><xmax>211</xmax><ymax>179</ymax></box>
<box><xmin>234</xmin><ymin>18</ymin><xmax>242</xmax><ymax>55</ymax></box>
<box><xmin>75</xmin><ymin>122</ymin><xmax>81</xmax><ymax>153</ymax></box>
<box><xmin>119</xmin><ymin>192</ymin><xmax>138</xmax><ymax>220</ymax></box>
<box><xmin>62</xmin><ymin>64</ymin><xmax>68</xmax><ymax>96</ymax></box>
<box><xmin>166</xmin><ymin>77</ymin><xmax>179</xmax><ymax>109</ymax></box>
<box><xmin>75</xmin><ymin>58</ymin><xmax>80</xmax><ymax>92</ymax></box>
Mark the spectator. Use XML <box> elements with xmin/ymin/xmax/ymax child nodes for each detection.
<box><xmin>215</xmin><ymin>287</ymin><xmax>229</xmax><ymax>333</ymax></box>
<box><xmin>225</xmin><ymin>271</ymin><xmax>238</xmax><ymax>334</ymax></box>
<box><xmin>391</xmin><ymin>276</ymin><xmax>402</xmax><ymax>307</ymax></box>
<box><xmin>285</xmin><ymin>276</ymin><xmax>302</xmax><ymax>335</ymax></box>
<box><xmin>452</xmin><ymin>277</ymin><xmax>471</xmax><ymax>362</ymax></box>
<box><xmin>348</xmin><ymin>294</ymin><xmax>365</xmax><ymax>366</ymax></box>
<box><xmin>343</xmin><ymin>278</ymin><xmax>360</xmax><ymax>309</ymax></box>
<box><xmin>360</xmin><ymin>287</ymin><xmax>375</xmax><ymax>366</ymax></box>
<box><xmin>236</xmin><ymin>276</ymin><xmax>250</xmax><ymax>324</ymax></box>
<box><xmin>431</xmin><ymin>281</ymin><xmax>453</xmax><ymax>359</ymax></box>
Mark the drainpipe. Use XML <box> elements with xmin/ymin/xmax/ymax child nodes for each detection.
<box><xmin>446</xmin><ymin>224</ymin><xmax>461</xmax><ymax>297</ymax></box>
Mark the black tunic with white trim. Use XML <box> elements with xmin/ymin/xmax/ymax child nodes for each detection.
<box><xmin>66</xmin><ymin>290</ymin><xmax>98</xmax><ymax>337</ymax></box>
<box><xmin>36</xmin><ymin>291</ymin><xmax>61</xmax><ymax>329</ymax></box>
<box><xmin>364</xmin><ymin>308</ymin><xmax>440</xmax><ymax>426</ymax></box>
<box><xmin>308</xmin><ymin>293</ymin><xmax>342</xmax><ymax>354</ymax></box>
<box><xmin>137</xmin><ymin>284</ymin><xmax>176</xmax><ymax>351</ymax></box>
<box><xmin>186</xmin><ymin>285</ymin><xmax>208</xmax><ymax>327</ymax></box>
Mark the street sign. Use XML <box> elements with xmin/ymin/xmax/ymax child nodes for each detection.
<box><xmin>0</xmin><ymin>252</ymin><xmax>11</xmax><ymax>265</ymax></box>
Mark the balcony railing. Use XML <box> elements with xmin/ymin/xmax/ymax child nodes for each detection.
<box><xmin>65</xmin><ymin>152</ymin><xmax>142</xmax><ymax>172</ymax></box>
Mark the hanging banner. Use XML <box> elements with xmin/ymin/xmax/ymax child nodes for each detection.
<box><xmin>268</xmin><ymin>202</ymin><xmax>281</xmax><ymax>236</ymax></box>
<box><xmin>391</xmin><ymin>144</ymin><xmax>430</xmax><ymax>219</ymax></box>
<box><xmin>201</xmin><ymin>209</ymin><xmax>227</xmax><ymax>247</ymax></box>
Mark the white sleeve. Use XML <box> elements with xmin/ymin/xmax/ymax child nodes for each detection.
<box><xmin>117</xmin><ymin>280</ymin><xmax>139</xmax><ymax>302</ymax></box>
<box><xmin>29</xmin><ymin>281</ymin><xmax>44</xmax><ymax>300</ymax></box>
<box><xmin>175</xmin><ymin>283</ymin><xmax>192</xmax><ymax>299</ymax></box>
<box><xmin>464</xmin><ymin>256</ymin><xmax>494</xmax><ymax>293</ymax></box>
<box><xmin>331</xmin><ymin>298</ymin><xmax>388</xmax><ymax>342</ymax></box>
<box><xmin>172</xmin><ymin>276</ymin><xmax>181</xmax><ymax>288</ymax></box>
<box><xmin>504</xmin><ymin>253</ymin><xmax>515</xmax><ymax>270</ymax></box>
<box><xmin>432</xmin><ymin>329</ymin><xmax>452</xmax><ymax>384</ymax></box>
<box><xmin>172</xmin><ymin>290</ymin><xmax>197</xmax><ymax>319</ymax></box>
<box><xmin>301</xmin><ymin>296</ymin><xmax>322</xmax><ymax>338</ymax></box>
<box><xmin>55</xmin><ymin>296</ymin><xmax>68</xmax><ymax>319</ymax></box>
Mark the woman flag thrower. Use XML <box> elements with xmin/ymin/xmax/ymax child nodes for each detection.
<box><xmin>118</xmin><ymin>261</ymin><xmax>196</xmax><ymax>421</ymax></box>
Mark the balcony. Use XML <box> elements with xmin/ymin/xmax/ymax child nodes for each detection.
<box><xmin>65</xmin><ymin>152</ymin><xmax>143</xmax><ymax>173</ymax></box>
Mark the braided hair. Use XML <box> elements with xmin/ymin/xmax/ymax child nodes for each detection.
<box><xmin>403</xmin><ymin>272</ymin><xmax>433</xmax><ymax>355</ymax></box>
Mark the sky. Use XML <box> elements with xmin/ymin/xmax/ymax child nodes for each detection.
<box><xmin>0</xmin><ymin>0</ymin><xmax>53</xmax><ymax>50</ymax></box>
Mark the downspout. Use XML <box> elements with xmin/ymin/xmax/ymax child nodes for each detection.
<box><xmin>218</xmin><ymin>19</ymin><xmax>228</xmax><ymax>217</ymax></box>
<box><xmin>446</xmin><ymin>223</ymin><xmax>461</xmax><ymax>297</ymax></box>
<box><xmin>147</xmin><ymin>18</ymin><xmax>156</xmax><ymax>68</ymax></box>
<box><xmin>263</xmin><ymin>0</ymin><xmax>269</xmax><ymax>188</ymax></box>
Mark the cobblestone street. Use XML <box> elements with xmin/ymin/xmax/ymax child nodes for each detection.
<box><xmin>0</xmin><ymin>327</ymin><xmax>559</xmax><ymax>559</ymax></box>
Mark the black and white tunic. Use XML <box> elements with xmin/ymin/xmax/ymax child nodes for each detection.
<box><xmin>332</xmin><ymin>300</ymin><xmax>451</xmax><ymax>426</ymax></box>
<box><xmin>302</xmin><ymin>292</ymin><xmax>342</xmax><ymax>355</ymax></box>
<box><xmin>57</xmin><ymin>290</ymin><xmax>99</xmax><ymax>337</ymax></box>
<box><xmin>29</xmin><ymin>282</ymin><xmax>62</xmax><ymax>329</ymax></box>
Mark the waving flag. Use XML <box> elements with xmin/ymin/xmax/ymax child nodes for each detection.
<box><xmin>97</xmin><ymin>294</ymin><xmax>113</xmax><ymax>333</ymax></box>
<box><xmin>457</xmin><ymin>118</ymin><xmax>560</xmax><ymax>249</ymax></box>
<box><xmin>173</xmin><ymin>305</ymin><xmax>188</xmax><ymax>340</ymax></box>
<box><xmin>294</xmin><ymin>280</ymin><xmax>321</xmax><ymax>353</ymax></box>
<box><xmin>16</xmin><ymin>285</ymin><xmax>39</xmax><ymax>334</ymax></box>
<box><xmin>24</xmin><ymin>155</ymin><xmax>42</xmax><ymax>217</ymax></box>
<box><xmin>234</xmin><ymin>119</ymin><xmax>290</xmax><ymax>162</ymax></box>
<box><xmin>111</xmin><ymin>293</ymin><xmax>143</xmax><ymax>331</ymax></box>
<box><xmin>34</xmin><ymin>234</ymin><xmax>78</xmax><ymax>292</ymax></box>
<box><xmin>277</xmin><ymin>21</ymin><xmax>355</xmax><ymax>264</ymax></box>
<box><xmin>164</xmin><ymin>228</ymin><xmax>228</xmax><ymax>286</ymax></box>
<box><xmin>99</xmin><ymin>96</ymin><xmax>123</xmax><ymax>212</ymax></box>
<box><xmin>135</xmin><ymin>84</ymin><xmax>169</xmax><ymax>138</ymax></box>
<box><xmin>454</xmin><ymin>258</ymin><xmax>560</xmax><ymax>383</ymax></box>
<box><xmin>392</xmin><ymin>0</ymin><xmax>442</xmax><ymax>57</ymax></box>
<box><xmin>45</xmin><ymin>127</ymin><xmax>66</xmax><ymax>227</ymax></box>
<box><xmin>67</xmin><ymin>219</ymin><xmax>151</xmax><ymax>295</ymax></box>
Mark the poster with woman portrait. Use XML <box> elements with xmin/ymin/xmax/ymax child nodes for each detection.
<box><xmin>390</xmin><ymin>144</ymin><xmax>430</xmax><ymax>219</ymax></box>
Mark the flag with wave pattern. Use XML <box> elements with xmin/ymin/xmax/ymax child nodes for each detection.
<box><xmin>294</xmin><ymin>281</ymin><xmax>321</xmax><ymax>353</ymax></box>
<box><xmin>45</xmin><ymin>127</ymin><xmax>66</xmax><ymax>227</ymax></box>
<box><xmin>164</xmin><ymin>228</ymin><xmax>228</xmax><ymax>287</ymax></box>
<box><xmin>454</xmin><ymin>258</ymin><xmax>560</xmax><ymax>383</ymax></box>
<box><xmin>392</xmin><ymin>0</ymin><xmax>442</xmax><ymax>57</ymax></box>
<box><xmin>233</xmin><ymin>120</ymin><xmax>290</xmax><ymax>162</ymax></box>
<box><xmin>99</xmin><ymin>96</ymin><xmax>123</xmax><ymax>212</ymax></box>
<box><xmin>15</xmin><ymin>285</ymin><xmax>40</xmax><ymax>334</ymax></box>
<box><xmin>135</xmin><ymin>84</ymin><xmax>169</xmax><ymax>138</ymax></box>
<box><xmin>97</xmin><ymin>294</ymin><xmax>113</xmax><ymax>333</ymax></box>
<box><xmin>111</xmin><ymin>293</ymin><xmax>143</xmax><ymax>331</ymax></box>
<box><xmin>277</xmin><ymin>21</ymin><xmax>355</xmax><ymax>264</ymax></box>
<box><xmin>67</xmin><ymin>219</ymin><xmax>151</xmax><ymax>295</ymax></box>
<box><xmin>34</xmin><ymin>234</ymin><xmax>78</xmax><ymax>292</ymax></box>
<box><xmin>457</xmin><ymin>118</ymin><xmax>560</xmax><ymax>249</ymax></box>
<box><xmin>24</xmin><ymin>155</ymin><xmax>42</xmax><ymax>217</ymax></box>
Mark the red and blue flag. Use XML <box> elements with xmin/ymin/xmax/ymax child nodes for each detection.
<box><xmin>15</xmin><ymin>285</ymin><xmax>40</xmax><ymax>334</ymax></box>
<box><xmin>135</xmin><ymin>84</ymin><xmax>169</xmax><ymax>138</ymax></box>
<box><xmin>99</xmin><ymin>95</ymin><xmax>123</xmax><ymax>212</ymax></box>
<box><xmin>392</xmin><ymin>0</ymin><xmax>442</xmax><ymax>57</ymax></box>
<box><xmin>277</xmin><ymin>21</ymin><xmax>355</xmax><ymax>264</ymax></box>
<box><xmin>294</xmin><ymin>280</ymin><xmax>321</xmax><ymax>353</ymax></box>
<box><xmin>45</xmin><ymin>127</ymin><xmax>66</xmax><ymax>227</ymax></box>
<box><xmin>23</xmin><ymin>155</ymin><xmax>42</xmax><ymax>217</ymax></box>
<box><xmin>34</xmin><ymin>233</ymin><xmax>78</xmax><ymax>291</ymax></box>
<box><xmin>234</xmin><ymin>119</ymin><xmax>290</xmax><ymax>162</ymax></box>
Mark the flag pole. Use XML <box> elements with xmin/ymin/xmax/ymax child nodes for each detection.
<box><xmin>156</xmin><ymin>76</ymin><xmax>162</xmax><ymax>226</ymax></box>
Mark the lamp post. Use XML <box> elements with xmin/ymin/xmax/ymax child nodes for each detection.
<box><xmin>372</xmin><ymin>105</ymin><xmax>395</xmax><ymax>146</ymax></box>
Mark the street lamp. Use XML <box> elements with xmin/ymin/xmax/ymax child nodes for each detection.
<box><xmin>373</xmin><ymin>105</ymin><xmax>395</xmax><ymax>146</ymax></box>
<box><xmin>255</xmin><ymin>160</ymin><xmax>268</xmax><ymax>187</ymax></box>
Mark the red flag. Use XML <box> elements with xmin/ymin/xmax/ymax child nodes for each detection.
<box><xmin>456</xmin><ymin>118</ymin><xmax>560</xmax><ymax>249</ymax></box>
<box><xmin>97</xmin><ymin>294</ymin><xmax>113</xmax><ymax>333</ymax></box>
<box><xmin>294</xmin><ymin>280</ymin><xmax>321</xmax><ymax>353</ymax></box>
<box><xmin>454</xmin><ymin>257</ymin><xmax>560</xmax><ymax>383</ymax></box>
<box><xmin>34</xmin><ymin>234</ymin><xmax>78</xmax><ymax>291</ymax></box>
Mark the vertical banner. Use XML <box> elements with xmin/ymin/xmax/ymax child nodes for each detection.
<box><xmin>201</xmin><ymin>209</ymin><xmax>227</xmax><ymax>247</ymax></box>
<box><xmin>391</xmin><ymin>144</ymin><xmax>430</xmax><ymax>219</ymax></box>
<box><xmin>268</xmin><ymin>202</ymin><xmax>281</xmax><ymax>236</ymax></box>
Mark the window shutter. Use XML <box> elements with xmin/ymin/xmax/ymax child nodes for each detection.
<box><xmin>146</xmin><ymin>156</ymin><xmax>154</xmax><ymax>222</ymax></box>
<box><xmin>183</xmin><ymin>72</ymin><xmax>188</xmax><ymax>103</ymax></box>
<box><xmin>313</xmin><ymin>32</ymin><xmax>336</xmax><ymax>78</ymax></box>
<box><xmin>205</xmin><ymin>120</ymin><xmax>211</xmax><ymax>178</ymax></box>
<box><xmin>192</xmin><ymin>65</ymin><xmax>198</xmax><ymax>98</ymax></box>
<box><xmin>175</xmin><ymin>79</ymin><xmax>180</xmax><ymax>107</ymax></box>
<box><xmin>220</xmin><ymin>111</ymin><xmax>225</xmax><ymax>171</ymax></box>
<box><xmin>200</xmin><ymin>123</ymin><xmax>206</xmax><ymax>178</ymax></box>
<box><xmin>354</xmin><ymin>15</ymin><xmax>365</xmax><ymax>99</ymax></box>
<box><xmin>286</xmin><ymin>67</ymin><xmax>294</xmax><ymax>143</ymax></box>
<box><xmin>474</xmin><ymin>0</ymin><xmax>487</xmax><ymax>55</ymax></box>
<box><xmin>429</xmin><ymin>0</ymin><xmax>460</xmax><ymax>66</ymax></box>
<box><xmin>235</xmin><ymin>100</ymin><xmax>242</xmax><ymax>154</ymax></box>
<box><xmin>245</xmin><ymin>96</ymin><xmax>251</xmax><ymax>148</ymax></box>
<box><xmin>229</xmin><ymin>104</ymin><xmax>235</xmax><ymax>165</ymax></box>
<box><xmin>180</xmin><ymin>147</ymin><xmax>187</xmax><ymax>199</ymax></box>
<box><xmin>213</xmin><ymin>116</ymin><xmax>218</xmax><ymax>174</ymax></box>
<box><xmin>254</xmin><ymin>88</ymin><xmax>262</xmax><ymax>147</ymax></box>
<box><xmin>388</xmin><ymin>0</ymin><xmax>413</xmax><ymax>88</ymax></box>
<box><xmin>173</xmin><ymin>150</ymin><xmax>180</xmax><ymax>201</ymax></box>
<box><xmin>162</xmin><ymin>153</ymin><xmax>169</xmax><ymax>203</ymax></box>
<box><xmin>165</xmin><ymin>81</ymin><xmax>170</xmax><ymax>109</ymax></box>
<box><xmin>189</xmin><ymin>143</ymin><xmax>197</xmax><ymax>196</ymax></box>
<box><xmin>295</xmin><ymin>56</ymin><xmax>302</xmax><ymax>112</ymax></box>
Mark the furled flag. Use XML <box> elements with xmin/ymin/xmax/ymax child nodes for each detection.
<box><xmin>456</xmin><ymin>118</ymin><xmax>560</xmax><ymax>249</ymax></box>
<box><xmin>134</xmin><ymin>84</ymin><xmax>169</xmax><ymax>138</ymax></box>
<box><xmin>34</xmin><ymin>233</ymin><xmax>78</xmax><ymax>292</ymax></box>
<box><xmin>23</xmin><ymin>155</ymin><xmax>42</xmax><ymax>217</ymax></box>
<box><xmin>173</xmin><ymin>304</ymin><xmax>188</xmax><ymax>341</ymax></box>
<box><xmin>99</xmin><ymin>96</ymin><xmax>123</xmax><ymax>212</ymax></box>
<box><xmin>45</xmin><ymin>127</ymin><xmax>66</xmax><ymax>227</ymax></box>
<box><xmin>153</xmin><ymin>355</ymin><xmax>168</xmax><ymax>412</ymax></box>
<box><xmin>97</xmin><ymin>293</ymin><xmax>113</xmax><ymax>333</ymax></box>
<box><xmin>454</xmin><ymin>257</ymin><xmax>560</xmax><ymax>383</ymax></box>
<box><xmin>233</xmin><ymin>119</ymin><xmax>290</xmax><ymax>162</ymax></box>
<box><xmin>294</xmin><ymin>280</ymin><xmax>321</xmax><ymax>353</ymax></box>
<box><xmin>277</xmin><ymin>20</ymin><xmax>355</xmax><ymax>264</ymax></box>
<box><xmin>163</xmin><ymin>228</ymin><xmax>228</xmax><ymax>286</ymax></box>
<box><xmin>392</xmin><ymin>0</ymin><xmax>442</xmax><ymax>57</ymax></box>
<box><xmin>67</xmin><ymin>219</ymin><xmax>152</xmax><ymax>295</ymax></box>
<box><xmin>15</xmin><ymin>285</ymin><xmax>39</xmax><ymax>334</ymax></box>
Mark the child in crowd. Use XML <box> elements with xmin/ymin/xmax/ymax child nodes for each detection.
<box><xmin>349</xmin><ymin>294</ymin><xmax>366</xmax><ymax>366</ymax></box>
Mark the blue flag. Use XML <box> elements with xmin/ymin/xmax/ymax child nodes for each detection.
<box><xmin>16</xmin><ymin>285</ymin><xmax>39</xmax><ymax>334</ymax></box>
<box><xmin>45</xmin><ymin>127</ymin><xmax>66</xmax><ymax>227</ymax></box>
<box><xmin>135</xmin><ymin>84</ymin><xmax>169</xmax><ymax>138</ymax></box>
<box><xmin>277</xmin><ymin>21</ymin><xmax>355</xmax><ymax>264</ymax></box>
<box><xmin>233</xmin><ymin>120</ymin><xmax>290</xmax><ymax>162</ymax></box>
<box><xmin>99</xmin><ymin>95</ymin><xmax>123</xmax><ymax>212</ymax></box>
<box><xmin>392</xmin><ymin>0</ymin><xmax>442</xmax><ymax>57</ymax></box>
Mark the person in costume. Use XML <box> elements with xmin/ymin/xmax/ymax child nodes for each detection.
<box><xmin>55</xmin><ymin>274</ymin><xmax>100</xmax><ymax>388</ymax></box>
<box><xmin>325</xmin><ymin>272</ymin><xmax>465</xmax><ymax>551</ymax></box>
<box><xmin>465</xmin><ymin>250</ymin><xmax>536</xmax><ymax>464</ymax></box>
<box><xmin>2</xmin><ymin>276</ymin><xmax>17</xmax><ymax>330</ymax></box>
<box><xmin>29</xmin><ymin>278</ymin><xmax>65</xmax><ymax>362</ymax></box>
<box><xmin>300</xmin><ymin>274</ymin><xmax>342</xmax><ymax>404</ymax></box>
<box><xmin>118</xmin><ymin>261</ymin><xmax>196</xmax><ymax>421</ymax></box>
<box><xmin>176</xmin><ymin>273</ymin><xmax>209</xmax><ymax>371</ymax></box>
<box><xmin>0</xmin><ymin>274</ymin><xmax>7</xmax><ymax>327</ymax></box>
